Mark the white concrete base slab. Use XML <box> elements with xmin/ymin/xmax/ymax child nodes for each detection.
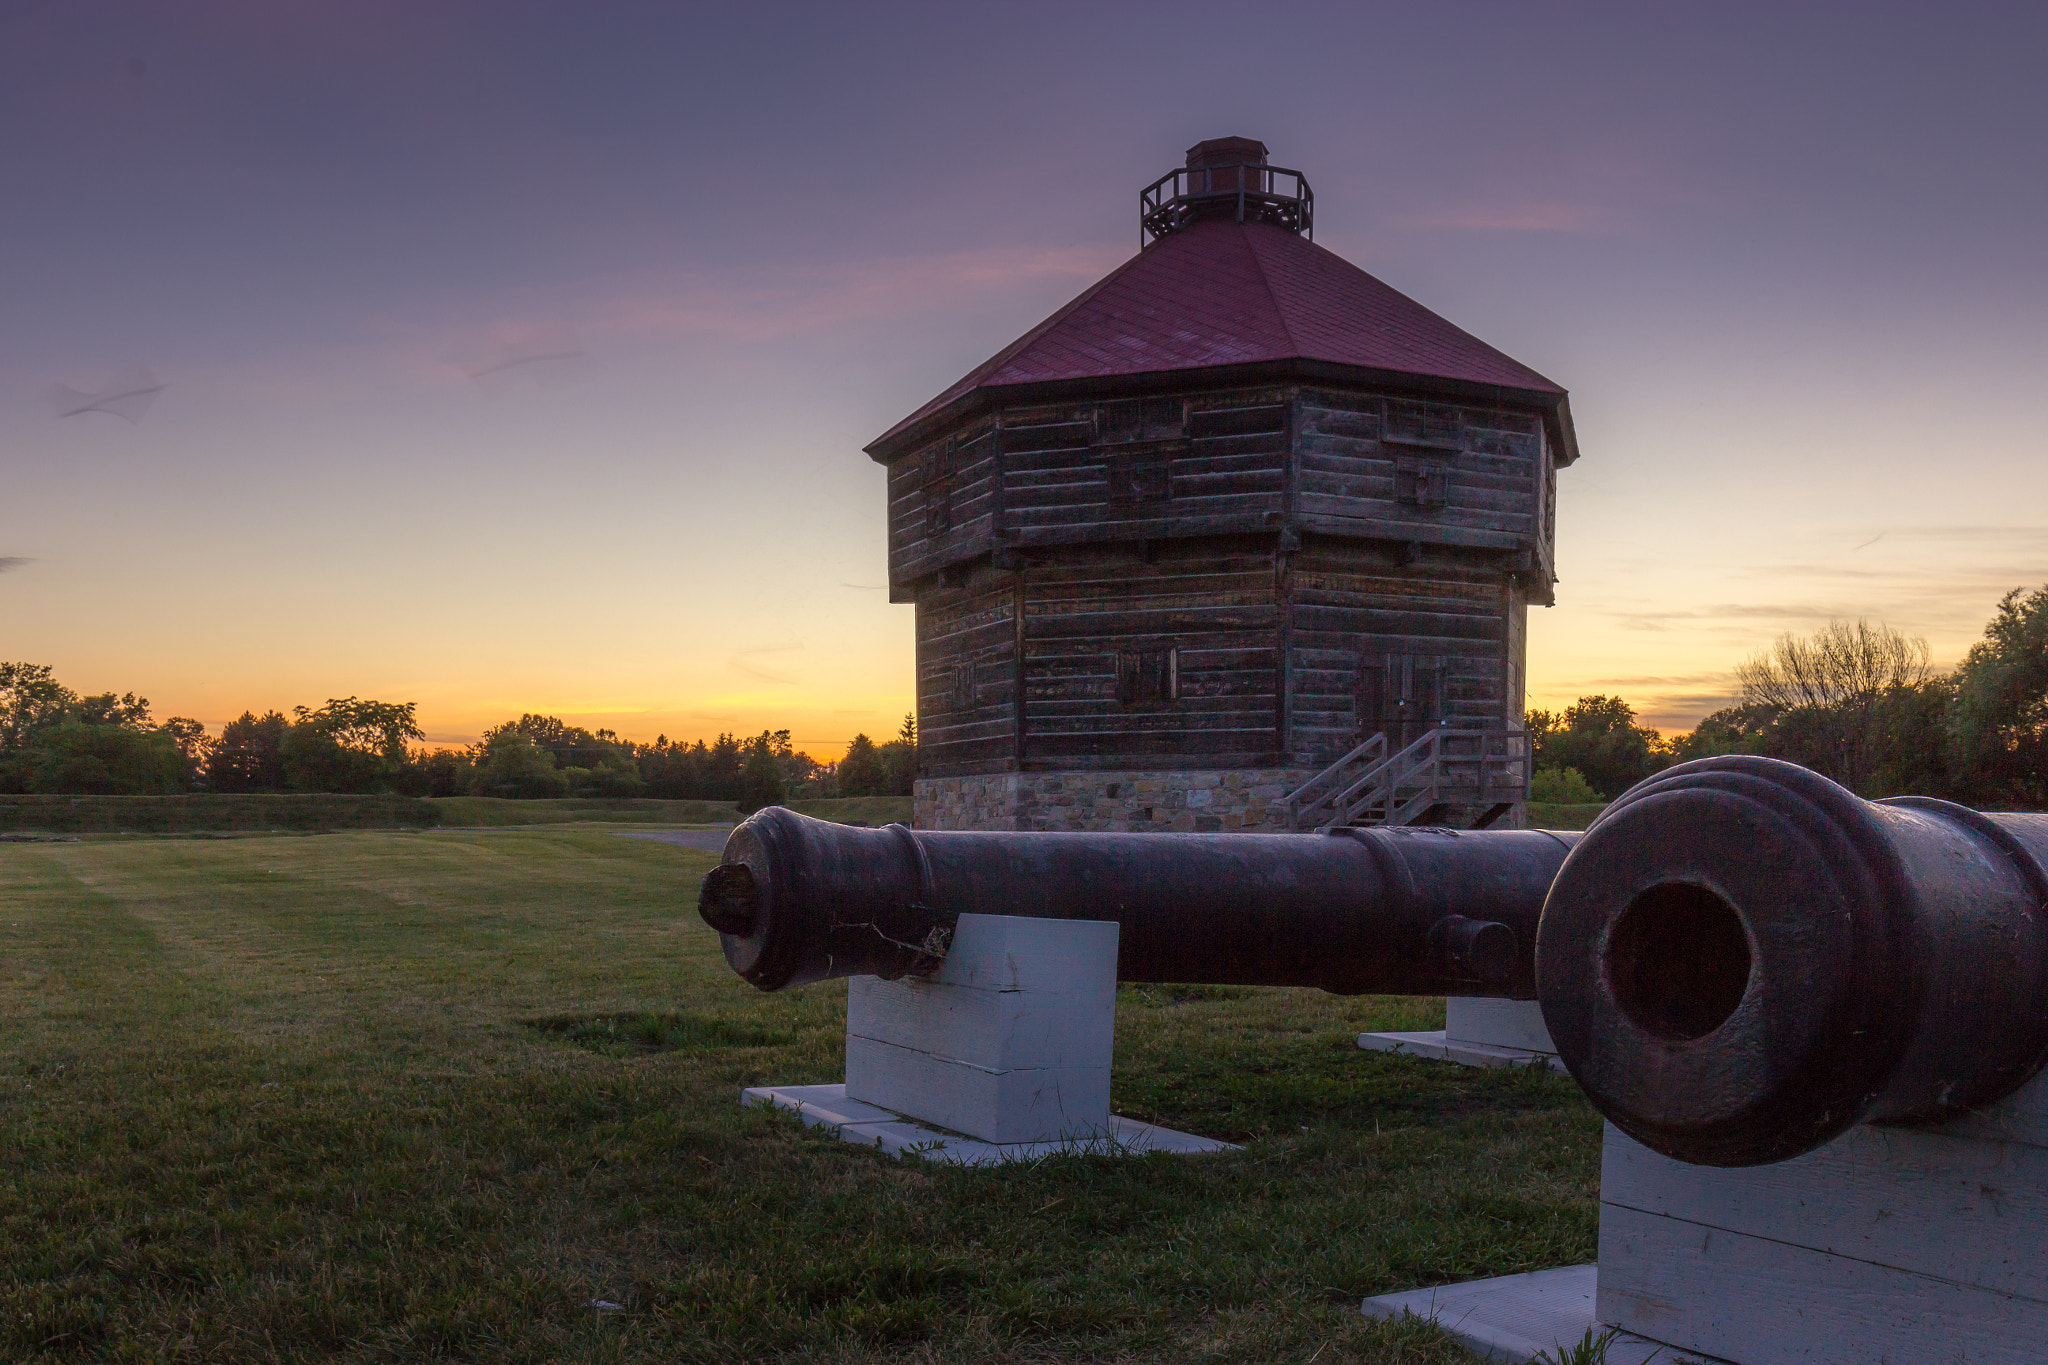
<box><xmin>845</xmin><ymin>914</ymin><xmax>1117</xmax><ymax>1144</ymax></box>
<box><xmin>1356</xmin><ymin>1029</ymin><xmax>1569</xmax><ymax>1074</ymax></box>
<box><xmin>1363</xmin><ymin>1265</ymin><xmax>1701</xmax><ymax>1363</ymax></box>
<box><xmin>744</xmin><ymin>1082</ymin><xmax>1238</xmax><ymax>1166</ymax></box>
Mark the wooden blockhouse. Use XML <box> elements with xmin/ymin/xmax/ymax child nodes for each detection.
<box><xmin>866</xmin><ymin>138</ymin><xmax>1579</xmax><ymax>832</ymax></box>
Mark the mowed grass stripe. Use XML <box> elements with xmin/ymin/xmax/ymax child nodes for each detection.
<box><xmin>0</xmin><ymin>829</ymin><xmax>1598</xmax><ymax>1363</ymax></box>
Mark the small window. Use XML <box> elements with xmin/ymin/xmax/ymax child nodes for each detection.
<box><xmin>1115</xmin><ymin>648</ymin><xmax>1178</xmax><ymax>706</ymax></box>
<box><xmin>1385</xmin><ymin>399</ymin><xmax>1464</xmax><ymax>449</ymax></box>
<box><xmin>1396</xmin><ymin>458</ymin><xmax>1448</xmax><ymax>510</ymax></box>
<box><xmin>922</xmin><ymin>438</ymin><xmax>955</xmax><ymax>538</ymax></box>
<box><xmin>924</xmin><ymin>485</ymin><xmax>952</xmax><ymax>536</ymax></box>
<box><xmin>1096</xmin><ymin>397</ymin><xmax>1186</xmax><ymax>445</ymax></box>
<box><xmin>1109</xmin><ymin>451</ymin><xmax>1172</xmax><ymax>508</ymax></box>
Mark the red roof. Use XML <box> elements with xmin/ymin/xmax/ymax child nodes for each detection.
<box><xmin>871</xmin><ymin>216</ymin><xmax>1566</xmax><ymax>457</ymax></box>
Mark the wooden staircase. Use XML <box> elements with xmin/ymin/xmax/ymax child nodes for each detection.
<box><xmin>1284</xmin><ymin>727</ymin><xmax>1531</xmax><ymax>831</ymax></box>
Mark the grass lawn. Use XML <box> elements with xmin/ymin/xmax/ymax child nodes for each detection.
<box><xmin>428</xmin><ymin>795</ymin><xmax>913</xmax><ymax>830</ymax></box>
<box><xmin>0</xmin><ymin>825</ymin><xmax>1600</xmax><ymax>1363</ymax></box>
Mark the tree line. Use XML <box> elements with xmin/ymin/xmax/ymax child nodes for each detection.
<box><xmin>0</xmin><ymin>664</ymin><xmax>920</xmax><ymax>810</ymax></box>
<box><xmin>1529</xmin><ymin>585</ymin><xmax>2048</xmax><ymax>807</ymax></box>
<box><xmin>11</xmin><ymin>582</ymin><xmax>2045</xmax><ymax>810</ymax></box>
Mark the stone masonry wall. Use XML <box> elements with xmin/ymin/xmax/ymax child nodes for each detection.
<box><xmin>914</xmin><ymin>769</ymin><xmax>1318</xmax><ymax>833</ymax></box>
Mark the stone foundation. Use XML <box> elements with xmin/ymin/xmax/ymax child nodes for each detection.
<box><xmin>914</xmin><ymin>769</ymin><xmax>1317</xmax><ymax>833</ymax></box>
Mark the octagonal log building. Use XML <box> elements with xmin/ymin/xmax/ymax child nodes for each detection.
<box><xmin>868</xmin><ymin>138</ymin><xmax>1578</xmax><ymax>833</ymax></box>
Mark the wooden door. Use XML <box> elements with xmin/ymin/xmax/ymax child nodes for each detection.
<box><xmin>1358</xmin><ymin>653</ymin><xmax>1444</xmax><ymax>750</ymax></box>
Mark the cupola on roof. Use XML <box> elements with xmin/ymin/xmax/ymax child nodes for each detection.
<box><xmin>869</xmin><ymin>139</ymin><xmax>1575</xmax><ymax>465</ymax></box>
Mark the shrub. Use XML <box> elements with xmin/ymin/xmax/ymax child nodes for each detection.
<box><xmin>1529</xmin><ymin>765</ymin><xmax>1601</xmax><ymax>804</ymax></box>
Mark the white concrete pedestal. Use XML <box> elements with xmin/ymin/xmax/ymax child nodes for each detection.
<box><xmin>743</xmin><ymin>912</ymin><xmax>1234</xmax><ymax>1164</ymax></box>
<box><xmin>1358</xmin><ymin>996</ymin><xmax>1566</xmax><ymax>1072</ymax></box>
<box><xmin>1366</xmin><ymin>1062</ymin><xmax>2048</xmax><ymax>1363</ymax></box>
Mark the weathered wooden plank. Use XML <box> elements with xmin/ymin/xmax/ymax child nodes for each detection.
<box><xmin>1026</xmin><ymin>611</ymin><xmax>1281</xmax><ymax>639</ymax></box>
<box><xmin>1026</xmin><ymin>565</ymin><xmax>1272</xmax><ymax>593</ymax></box>
<box><xmin>1296</xmin><ymin>407</ymin><xmax>1381</xmax><ymax>441</ymax></box>
<box><xmin>1292</xmin><ymin>511</ymin><xmax>1524</xmax><ymax>551</ymax></box>
<box><xmin>1296</xmin><ymin>490</ymin><xmax>1532</xmax><ymax>532</ymax></box>
<box><xmin>1174</xmin><ymin>449</ymin><xmax>1290</xmax><ymax>476</ymax></box>
<box><xmin>1004</xmin><ymin>514</ymin><xmax>1280</xmax><ymax>549</ymax></box>
<box><xmin>1028</xmin><ymin>682</ymin><xmax>1277</xmax><ymax>710</ymax></box>
<box><xmin>1290</xmin><ymin>567</ymin><xmax>1501</xmax><ymax>599</ymax></box>
<box><xmin>1291</xmin><ymin>605</ymin><xmax>1501</xmax><ymax>640</ymax></box>
<box><xmin>1185</xmin><ymin>431</ymin><xmax>1287</xmax><ymax>460</ymax></box>
<box><xmin>1188</xmin><ymin>403</ymin><xmax>1287</xmax><ymax>438</ymax></box>
<box><xmin>1001</xmin><ymin>421</ymin><xmax>1094</xmax><ymax>454</ymax></box>
<box><xmin>1026</xmin><ymin>599</ymin><xmax>1278</xmax><ymax>624</ymax></box>
<box><xmin>1172</xmin><ymin>470</ymin><xmax>1287</xmax><ymax>499</ymax></box>
<box><xmin>1021</xmin><ymin>734</ymin><xmax>1279</xmax><ymax>761</ymax></box>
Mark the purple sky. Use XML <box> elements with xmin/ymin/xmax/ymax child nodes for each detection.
<box><xmin>5</xmin><ymin>2</ymin><xmax>2046</xmax><ymax>749</ymax></box>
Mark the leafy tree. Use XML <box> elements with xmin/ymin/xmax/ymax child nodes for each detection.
<box><xmin>29</xmin><ymin>722</ymin><xmax>186</xmax><ymax>795</ymax></box>
<box><xmin>208</xmin><ymin>711</ymin><xmax>291</xmax><ymax>791</ymax></box>
<box><xmin>467</xmin><ymin>730</ymin><xmax>572</xmax><ymax>799</ymax></box>
<box><xmin>72</xmin><ymin>691</ymin><xmax>153</xmax><ymax>727</ymax></box>
<box><xmin>1867</xmin><ymin>677</ymin><xmax>1956</xmax><ymax>798</ymax></box>
<box><xmin>737</xmin><ymin>731</ymin><xmax>787</xmax><ymax>813</ymax></box>
<box><xmin>157</xmin><ymin>716</ymin><xmax>211</xmax><ymax>787</ymax></box>
<box><xmin>704</xmin><ymin>733</ymin><xmax>743</xmax><ymax>800</ymax></box>
<box><xmin>1663</xmin><ymin>702</ymin><xmax>1778</xmax><ymax>764</ymax></box>
<box><xmin>417</xmin><ymin>748</ymin><xmax>473</xmax><ymax>797</ymax></box>
<box><xmin>1525</xmin><ymin>696</ymin><xmax>1665</xmax><ymax>800</ymax></box>
<box><xmin>283</xmin><ymin>697</ymin><xmax>425</xmax><ymax>793</ymax></box>
<box><xmin>0</xmin><ymin>662</ymin><xmax>76</xmax><ymax>750</ymax></box>
<box><xmin>638</xmin><ymin>736</ymin><xmax>712</xmax><ymax>799</ymax></box>
<box><xmin>837</xmin><ymin>733</ymin><xmax>885</xmax><ymax>797</ymax></box>
<box><xmin>480</xmin><ymin>714</ymin><xmax>643</xmax><ymax>798</ymax></box>
<box><xmin>1733</xmin><ymin>619</ymin><xmax>1931</xmax><ymax>792</ymax></box>
<box><xmin>1949</xmin><ymin>585</ymin><xmax>2048</xmax><ymax>805</ymax></box>
<box><xmin>877</xmin><ymin>712</ymin><xmax>919</xmax><ymax>797</ymax></box>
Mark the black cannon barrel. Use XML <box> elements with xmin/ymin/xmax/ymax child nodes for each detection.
<box><xmin>1538</xmin><ymin>754</ymin><xmax>2048</xmax><ymax>1168</ymax></box>
<box><xmin>700</xmin><ymin>807</ymin><xmax>1580</xmax><ymax>997</ymax></box>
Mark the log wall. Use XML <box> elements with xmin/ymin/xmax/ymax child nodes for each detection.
<box><xmin>893</xmin><ymin>381</ymin><xmax>1553</xmax><ymax>780</ymax></box>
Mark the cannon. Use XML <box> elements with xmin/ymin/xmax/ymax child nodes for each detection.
<box><xmin>1538</xmin><ymin>753</ymin><xmax>2048</xmax><ymax>1167</ymax></box>
<box><xmin>698</xmin><ymin>812</ymin><xmax>1580</xmax><ymax>998</ymax></box>
<box><xmin>698</xmin><ymin>755</ymin><xmax>2048</xmax><ymax>1169</ymax></box>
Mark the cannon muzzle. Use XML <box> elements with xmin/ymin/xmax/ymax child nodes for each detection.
<box><xmin>1538</xmin><ymin>755</ymin><xmax>2048</xmax><ymax>1167</ymax></box>
<box><xmin>700</xmin><ymin>807</ymin><xmax>1579</xmax><ymax>997</ymax></box>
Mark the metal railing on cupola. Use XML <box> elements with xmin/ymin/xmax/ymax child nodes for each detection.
<box><xmin>1139</xmin><ymin>162</ymin><xmax>1313</xmax><ymax>246</ymax></box>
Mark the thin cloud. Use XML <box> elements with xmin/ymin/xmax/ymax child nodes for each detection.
<box><xmin>588</xmin><ymin>242</ymin><xmax>1125</xmax><ymax>343</ymax></box>
<box><xmin>1393</xmin><ymin>202</ymin><xmax>1618</xmax><ymax>234</ymax></box>
<box><xmin>376</xmin><ymin>241</ymin><xmax>1126</xmax><ymax>373</ymax></box>
<box><xmin>0</xmin><ymin>557</ymin><xmax>31</xmax><ymax>574</ymax></box>
<box><xmin>728</xmin><ymin>642</ymin><xmax>804</xmax><ymax>686</ymax></box>
<box><xmin>49</xmin><ymin>366</ymin><xmax>164</xmax><ymax>421</ymax></box>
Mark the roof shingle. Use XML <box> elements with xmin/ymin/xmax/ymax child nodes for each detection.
<box><xmin>872</xmin><ymin>216</ymin><xmax>1563</xmax><ymax>454</ymax></box>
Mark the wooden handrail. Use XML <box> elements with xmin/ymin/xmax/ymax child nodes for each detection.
<box><xmin>1286</xmin><ymin>727</ymin><xmax>1531</xmax><ymax>830</ymax></box>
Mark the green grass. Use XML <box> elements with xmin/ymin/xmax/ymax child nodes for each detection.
<box><xmin>782</xmin><ymin>795</ymin><xmax>913</xmax><ymax>826</ymax></box>
<box><xmin>429</xmin><ymin>794</ymin><xmax>914</xmax><ymax>829</ymax></box>
<box><xmin>0</xmin><ymin>828</ymin><xmax>1599</xmax><ymax>1363</ymax></box>
<box><xmin>1525</xmin><ymin>802</ymin><xmax>1609</xmax><ymax>831</ymax></box>
<box><xmin>0</xmin><ymin>792</ymin><xmax>442</xmax><ymax>835</ymax></box>
<box><xmin>429</xmin><ymin>795</ymin><xmax>740</xmax><ymax>826</ymax></box>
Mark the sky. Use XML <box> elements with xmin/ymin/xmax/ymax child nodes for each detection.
<box><xmin>4</xmin><ymin>1</ymin><xmax>2045</xmax><ymax>753</ymax></box>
